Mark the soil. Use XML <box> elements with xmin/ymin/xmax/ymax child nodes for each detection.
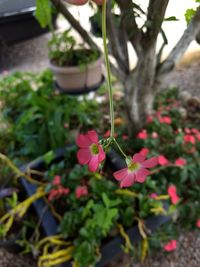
<box><xmin>0</xmin><ymin>34</ymin><xmax>200</xmax><ymax>267</ymax></box>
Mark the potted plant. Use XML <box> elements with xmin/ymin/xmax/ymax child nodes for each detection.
<box><xmin>48</xmin><ymin>30</ymin><xmax>103</xmax><ymax>93</ymax></box>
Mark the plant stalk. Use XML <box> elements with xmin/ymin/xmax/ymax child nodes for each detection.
<box><xmin>102</xmin><ymin>0</ymin><xmax>115</xmax><ymax>138</ymax></box>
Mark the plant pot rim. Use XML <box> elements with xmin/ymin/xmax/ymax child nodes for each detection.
<box><xmin>49</xmin><ymin>56</ymin><xmax>104</xmax><ymax>74</ymax></box>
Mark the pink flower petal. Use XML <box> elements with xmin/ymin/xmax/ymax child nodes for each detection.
<box><xmin>142</xmin><ymin>157</ymin><xmax>158</xmax><ymax>168</ymax></box>
<box><xmin>87</xmin><ymin>130</ymin><xmax>98</xmax><ymax>144</ymax></box>
<box><xmin>135</xmin><ymin>168</ymin><xmax>150</xmax><ymax>183</ymax></box>
<box><xmin>175</xmin><ymin>158</ymin><xmax>186</xmax><ymax>166</ymax></box>
<box><xmin>139</xmin><ymin>148</ymin><xmax>149</xmax><ymax>157</ymax></box>
<box><xmin>88</xmin><ymin>156</ymin><xmax>99</xmax><ymax>172</ymax></box>
<box><xmin>171</xmin><ymin>195</ymin><xmax>180</xmax><ymax>205</ymax></box>
<box><xmin>98</xmin><ymin>146</ymin><xmax>106</xmax><ymax>162</ymax></box>
<box><xmin>120</xmin><ymin>173</ymin><xmax>135</xmax><ymax>188</ymax></box>
<box><xmin>158</xmin><ymin>155</ymin><xmax>169</xmax><ymax>166</ymax></box>
<box><xmin>77</xmin><ymin>148</ymin><xmax>91</xmax><ymax>165</ymax></box>
<box><xmin>113</xmin><ymin>168</ymin><xmax>128</xmax><ymax>181</ymax></box>
<box><xmin>196</xmin><ymin>219</ymin><xmax>200</xmax><ymax>228</ymax></box>
<box><xmin>164</xmin><ymin>240</ymin><xmax>177</xmax><ymax>252</ymax></box>
<box><xmin>132</xmin><ymin>153</ymin><xmax>146</xmax><ymax>163</ymax></box>
<box><xmin>168</xmin><ymin>185</ymin><xmax>177</xmax><ymax>196</ymax></box>
<box><xmin>76</xmin><ymin>134</ymin><xmax>92</xmax><ymax>147</ymax></box>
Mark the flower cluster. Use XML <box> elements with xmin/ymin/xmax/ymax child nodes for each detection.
<box><xmin>76</xmin><ymin>130</ymin><xmax>158</xmax><ymax>188</ymax></box>
<box><xmin>48</xmin><ymin>175</ymin><xmax>70</xmax><ymax>201</ymax></box>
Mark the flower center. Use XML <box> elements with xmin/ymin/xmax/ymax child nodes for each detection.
<box><xmin>128</xmin><ymin>161</ymin><xmax>140</xmax><ymax>172</ymax></box>
<box><xmin>90</xmin><ymin>144</ymin><xmax>99</xmax><ymax>155</ymax></box>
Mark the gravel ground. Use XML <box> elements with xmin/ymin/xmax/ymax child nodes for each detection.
<box><xmin>0</xmin><ymin>249</ymin><xmax>37</xmax><ymax>267</ymax></box>
<box><xmin>133</xmin><ymin>231</ymin><xmax>200</xmax><ymax>267</ymax></box>
<box><xmin>0</xmin><ymin>34</ymin><xmax>200</xmax><ymax>267</ymax></box>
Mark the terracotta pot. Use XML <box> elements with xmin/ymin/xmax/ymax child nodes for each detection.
<box><xmin>49</xmin><ymin>56</ymin><xmax>103</xmax><ymax>93</ymax></box>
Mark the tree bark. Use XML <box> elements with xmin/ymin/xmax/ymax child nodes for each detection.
<box><xmin>124</xmin><ymin>44</ymin><xmax>157</xmax><ymax>134</ymax></box>
<box><xmin>50</xmin><ymin>0</ymin><xmax>200</xmax><ymax>134</ymax></box>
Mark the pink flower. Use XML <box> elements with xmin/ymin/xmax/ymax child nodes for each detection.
<box><xmin>152</xmin><ymin>132</ymin><xmax>158</xmax><ymax>139</ymax></box>
<box><xmin>164</xmin><ymin>240</ymin><xmax>177</xmax><ymax>252</ymax></box>
<box><xmin>196</xmin><ymin>219</ymin><xmax>200</xmax><ymax>228</ymax></box>
<box><xmin>191</xmin><ymin>128</ymin><xmax>199</xmax><ymax>134</ymax></box>
<box><xmin>122</xmin><ymin>134</ymin><xmax>129</xmax><ymax>140</ymax></box>
<box><xmin>184</xmin><ymin>128</ymin><xmax>191</xmax><ymax>134</ymax></box>
<box><xmin>196</xmin><ymin>134</ymin><xmax>200</xmax><ymax>141</ymax></box>
<box><xmin>48</xmin><ymin>187</ymin><xmax>70</xmax><ymax>201</ymax></box>
<box><xmin>75</xmin><ymin>186</ymin><xmax>88</xmax><ymax>199</ymax></box>
<box><xmin>159</xmin><ymin>116</ymin><xmax>172</xmax><ymax>124</ymax></box>
<box><xmin>175</xmin><ymin>158</ymin><xmax>186</xmax><ymax>167</ymax></box>
<box><xmin>137</xmin><ymin>129</ymin><xmax>148</xmax><ymax>139</ymax></box>
<box><xmin>113</xmin><ymin>153</ymin><xmax>158</xmax><ymax>188</ymax></box>
<box><xmin>158</xmin><ymin>155</ymin><xmax>169</xmax><ymax>166</ymax></box>
<box><xmin>149</xmin><ymin>193</ymin><xmax>158</xmax><ymax>199</ymax></box>
<box><xmin>52</xmin><ymin>175</ymin><xmax>61</xmax><ymax>186</ymax></box>
<box><xmin>168</xmin><ymin>185</ymin><xmax>180</xmax><ymax>205</ymax></box>
<box><xmin>146</xmin><ymin>115</ymin><xmax>153</xmax><ymax>123</ymax></box>
<box><xmin>184</xmin><ymin>134</ymin><xmax>196</xmax><ymax>145</ymax></box>
<box><xmin>76</xmin><ymin>130</ymin><xmax>105</xmax><ymax>172</ymax></box>
<box><xmin>139</xmin><ymin>148</ymin><xmax>149</xmax><ymax>157</ymax></box>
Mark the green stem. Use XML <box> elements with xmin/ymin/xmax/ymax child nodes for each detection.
<box><xmin>0</xmin><ymin>153</ymin><xmax>43</xmax><ymax>185</ymax></box>
<box><xmin>102</xmin><ymin>0</ymin><xmax>115</xmax><ymax>138</ymax></box>
<box><xmin>113</xmin><ymin>139</ymin><xmax>127</xmax><ymax>159</ymax></box>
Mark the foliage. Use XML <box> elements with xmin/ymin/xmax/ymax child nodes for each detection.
<box><xmin>0</xmin><ymin>70</ymin><xmax>101</xmax><ymax>161</ymax></box>
<box><xmin>1</xmin><ymin>68</ymin><xmax>200</xmax><ymax>266</ymax></box>
<box><xmin>35</xmin><ymin>0</ymin><xmax>52</xmax><ymax>28</ymax></box>
<box><xmin>48</xmin><ymin>30</ymin><xmax>99</xmax><ymax>67</ymax></box>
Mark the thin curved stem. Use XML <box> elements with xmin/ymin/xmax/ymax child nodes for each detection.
<box><xmin>102</xmin><ymin>0</ymin><xmax>115</xmax><ymax>138</ymax></box>
<box><xmin>113</xmin><ymin>139</ymin><xmax>127</xmax><ymax>158</ymax></box>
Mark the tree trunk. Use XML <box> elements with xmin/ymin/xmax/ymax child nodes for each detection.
<box><xmin>124</xmin><ymin>44</ymin><xmax>157</xmax><ymax>134</ymax></box>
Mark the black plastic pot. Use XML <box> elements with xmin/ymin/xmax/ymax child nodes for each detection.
<box><xmin>0</xmin><ymin>0</ymin><xmax>56</xmax><ymax>45</ymax></box>
<box><xmin>55</xmin><ymin>76</ymin><xmax>105</xmax><ymax>95</ymax></box>
<box><xmin>18</xmin><ymin>146</ymin><xmax>171</xmax><ymax>267</ymax></box>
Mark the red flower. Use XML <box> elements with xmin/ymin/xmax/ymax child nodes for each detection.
<box><xmin>137</xmin><ymin>129</ymin><xmax>148</xmax><ymax>139</ymax></box>
<box><xmin>175</xmin><ymin>158</ymin><xmax>186</xmax><ymax>167</ymax></box>
<box><xmin>158</xmin><ymin>155</ymin><xmax>169</xmax><ymax>166</ymax></box>
<box><xmin>184</xmin><ymin>134</ymin><xmax>196</xmax><ymax>144</ymax></box>
<box><xmin>196</xmin><ymin>219</ymin><xmax>200</xmax><ymax>228</ymax></box>
<box><xmin>164</xmin><ymin>240</ymin><xmax>177</xmax><ymax>252</ymax></box>
<box><xmin>76</xmin><ymin>130</ymin><xmax>105</xmax><ymax>172</ymax></box>
<box><xmin>52</xmin><ymin>175</ymin><xmax>61</xmax><ymax>186</ymax></box>
<box><xmin>75</xmin><ymin>186</ymin><xmax>88</xmax><ymax>199</ymax></box>
<box><xmin>122</xmin><ymin>134</ymin><xmax>129</xmax><ymax>140</ymax></box>
<box><xmin>113</xmin><ymin>153</ymin><xmax>158</xmax><ymax>188</ymax></box>
<box><xmin>48</xmin><ymin>187</ymin><xmax>70</xmax><ymax>201</ymax></box>
<box><xmin>146</xmin><ymin>115</ymin><xmax>153</xmax><ymax>123</ymax></box>
<box><xmin>139</xmin><ymin>148</ymin><xmax>149</xmax><ymax>157</ymax></box>
<box><xmin>168</xmin><ymin>185</ymin><xmax>180</xmax><ymax>205</ymax></box>
<box><xmin>159</xmin><ymin>116</ymin><xmax>172</xmax><ymax>124</ymax></box>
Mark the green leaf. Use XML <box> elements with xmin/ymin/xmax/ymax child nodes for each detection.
<box><xmin>35</xmin><ymin>0</ymin><xmax>52</xmax><ymax>28</ymax></box>
<box><xmin>43</xmin><ymin>150</ymin><xmax>55</xmax><ymax>165</ymax></box>
<box><xmin>164</xmin><ymin>16</ymin><xmax>179</xmax><ymax>21</ymax></box>
<box><xmin>185</xmin><ymin>8</ymin><xmax>196</xmax><ymax>23</ymax></box>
